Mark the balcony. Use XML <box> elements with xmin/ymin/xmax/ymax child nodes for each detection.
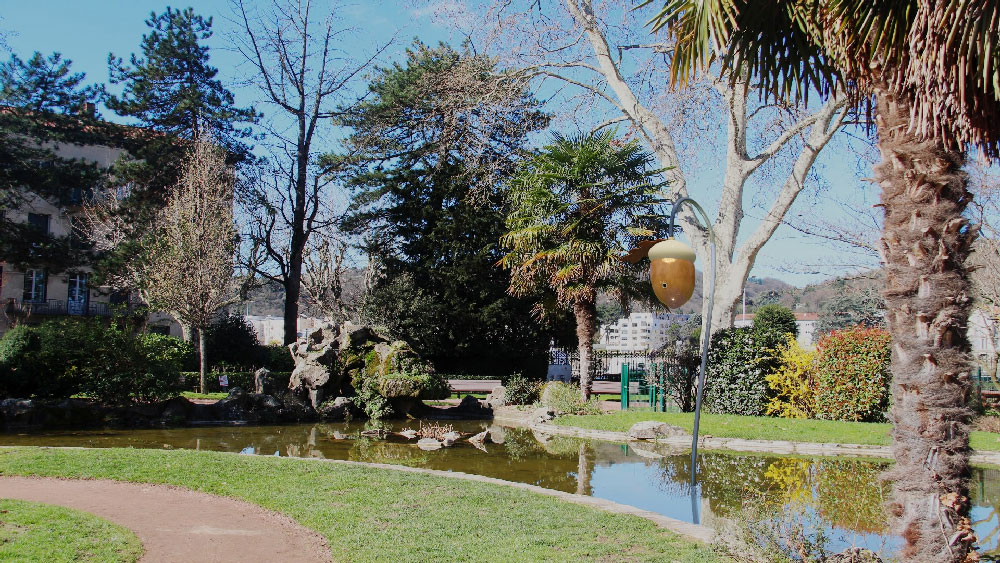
<box><xmin>4</xmin><ymin>298</ymin><xmax>145</xmax><ymax>318</ymax></box>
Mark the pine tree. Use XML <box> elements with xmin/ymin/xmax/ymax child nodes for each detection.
<box><xmin>0</xmin><ymin>51</ymin><xmax>108</xmax><ymax>271</ymax></box>
<box><xmin>339</xmin><ymin>42</ymin><xmax>559</xmax><ymax>376</ymax></box>
<box><xmin>107</xmin><ymin>7</ymin><xmax>256</xmax><ymax>160</ymax></box>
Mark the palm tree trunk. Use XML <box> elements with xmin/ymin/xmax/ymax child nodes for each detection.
<box><xmin>876</xmin><ymin>85</ymin><xmax>977</xmax><ymax>561</ymax></box>
<box><xmin>574</xmin><ymin>299</ymin><xmax>597</xmax><ymax>402</ymax></box>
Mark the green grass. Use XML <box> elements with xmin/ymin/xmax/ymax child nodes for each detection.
<box><xmin>180</xmin><ymin>391</ymin><xmax>227</xmax><ymax>400</ymax></box>
<box><xmin>0</xmin><ymin>447</ymin><xmax>716</xmax><ymax>562</ymax></box>
<box><xmin>555</xmin><ymin>411</ymin><xmax>1000</xmax><ymax>452</ymax></box>
<box><xmin>0</xmin><ymin>498</ymin><xmax>142</xmax><ymax>562</ymax></box>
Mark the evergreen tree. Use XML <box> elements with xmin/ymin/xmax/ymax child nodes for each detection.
<box><xmin>338</xmin><ymin>42</ymin><xmax>556</xmax><ymax>376</ymax></box>
<box><xmin>107</xmin><ymin>7</ymin><xmax>256</xmax><ymax>160</ymax></box>
<box><xmin>0</xmin><ymin>51</ymin><xmax>108</xmax><ymax>271</ymax></box>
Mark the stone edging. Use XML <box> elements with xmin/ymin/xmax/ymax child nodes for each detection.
<box><xmin>0</xmin><ymin>446</ymin><xmax>714</xmax><ymax>544</ymax></box>
<box><xmin>495</xmin><ymin>416</ymin><xmax>1000</xmax><ymax>467</ymax></box>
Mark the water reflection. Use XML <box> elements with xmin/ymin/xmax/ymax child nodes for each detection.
<box><xmin>1</xmin><ymin>422</ymin><xmax>998</xmax><ymax>555</ymax></box>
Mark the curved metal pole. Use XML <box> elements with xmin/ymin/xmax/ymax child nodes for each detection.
<box><xmin>665</xmin><ymin>198</ymin><xmax>716</xmax><ymax>487</ymax></box>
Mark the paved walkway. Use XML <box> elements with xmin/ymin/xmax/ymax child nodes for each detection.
<box><xmin>0</xmin><ymin>477</ymin><xmax>330</xmax><ymax>563</ymax></box>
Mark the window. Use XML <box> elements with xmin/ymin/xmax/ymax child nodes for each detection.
<box><xmin>67</xmin><ymin>273</ymin><xmax>88</xmax><ymax>315</ymax></box>
<box><xmin>27</xmin><ymin>213</ymin><xmax>50</xmax><ymax>234</ymax></box>
<box><xmin>23</xmin><ymin>269</ymin><xmax>46</xmax><ymax>302</ymax></box>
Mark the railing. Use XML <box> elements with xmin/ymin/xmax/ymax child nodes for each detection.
<box><xmin>4</xmin><ymin>298</ymin><xmax>144</xmax><ymax>318</ymax></box>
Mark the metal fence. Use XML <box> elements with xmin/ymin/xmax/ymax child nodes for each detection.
<box><xmin>550</xmin><ymin>348</ymin><xmax>695</xmax><ymax>412</ymax></box>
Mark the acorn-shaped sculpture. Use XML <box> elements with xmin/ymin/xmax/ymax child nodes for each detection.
<box><xmin>648</xmin><ymin>238</ymin><xmax>696</xmax><ymax>308</ymax></box>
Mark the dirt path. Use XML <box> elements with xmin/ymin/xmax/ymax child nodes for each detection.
<box><xmin>0</xmin><ymin>476</ymin><xmax>330</xmax><ymax>563</ymax></box>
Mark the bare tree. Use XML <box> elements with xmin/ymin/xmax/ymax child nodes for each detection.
<box><xmin>446</xmin><ymin>0</ymin><xmax>849</xmax><ymax>334</ymax></box>
<box><xmin>301</xmin><ymin>235</ymin><xmax>359</xmax><ymax>323</ymax></box>
<box><xmin>233</xmin><ymin>0</ymin><xmax>389</xmax><ymax>344</ymax></box>
<box><xmin>143</xmin><ymin>136</ymin><xmax>239</xmax><ymax>393</ymax></box>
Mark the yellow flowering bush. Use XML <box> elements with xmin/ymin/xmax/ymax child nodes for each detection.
<box><xmin>765</xmin><ymin>334</ymin><xmax>817</xmax><ymax>418</ymax></box>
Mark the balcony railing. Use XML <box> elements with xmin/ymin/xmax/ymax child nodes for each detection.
<box><xmin>4</xmin><ymin>298</ymin><xmax>144</xmax><ymax>318</ymax></box>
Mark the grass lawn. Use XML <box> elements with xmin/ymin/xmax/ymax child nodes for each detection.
<box><xmin>0</xmin><ymin>498</ymin><xmax>142</xmax><ymax>562</ymax></box>
<box><xmin>179</xmin><ymin>391</ymin><xmax>228</xmax><ymax>400</ymax></box>
<box><xmin>555</xmin><ymin>411</ymin><xmax>1000</xmax><ymax>452</ymax></box>
<box><xmin>0</xmin><ymin>447</ymin><xmax>716</xmax><ymax>562</ymax></box>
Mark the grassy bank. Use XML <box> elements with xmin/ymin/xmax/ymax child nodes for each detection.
<box><xmin>555</xmin><ymin>411</ymin><xmax>1000</xmax><ymax>452</ymax></box>
<box><xmin>0</xmin><ymin>447</ymin><xmax>715</xmax><ymax>562</ymax></box>
<box><xmin>0</xmin><ymin>498</ymin><xmax>142</xmax><ymax>562</ymax></box>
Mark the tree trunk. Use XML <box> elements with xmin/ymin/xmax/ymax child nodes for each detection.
<box><xmin>283</xmin><ymin>266</ymin><xmax>301</xmax><ymax>346</ymax></box>
<box><xmin>198</xmin><ymin>329</ymin><xmax>208</xmax><ymax>395</ymax></box>
<box><xmin>574</xmin><ymin>299</ymin><xmax>597</xmax><ymax>401</ymax></box>
<box><xmin>876</xmin><ymin>85</ymin><xmax>977</xmax><ymax>561</ymax></box>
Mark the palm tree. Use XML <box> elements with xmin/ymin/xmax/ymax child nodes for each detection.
<box><xmin>643</xmin><ymin>1</ymin><xmax>1000</xmax><ymax>560</ymax></box>
<box><xmin>500</xmin><ymin>131</ymin><xmax>667</xmax><ymax>402</ymax></box>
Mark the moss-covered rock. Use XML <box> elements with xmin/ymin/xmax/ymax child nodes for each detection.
<box><xmin>288</xmin><ymin>322</ymin><xmax>448</xmax><ymax>419</ymax></box>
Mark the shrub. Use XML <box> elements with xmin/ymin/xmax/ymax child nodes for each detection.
<box><xmin>814</xmin><ymin>326</ymin><xmax>891</xmax><ymax>422</ymax></box>
<box><xmin>754</xmin><ymin>305</ymin><xmax>798</xmax><ymax>337</ymax></box>
<box><xmin>503</xmin><ymin>373</ymin><xmax>541</xmax><ymax>405</ymax></box>
<box><xmin>0</xmin><ymin>319</ymin><xmax>187</xmax><ymax>404</ymax></box>
<box><xmin>262</xmin><ymin>343</ymin><xmax>294</xmax><ymax>371</ymax></box>
<box><xmin>205</xmin><ymin>315</ymin><xmax>264</xmax><ymax>371</ymax></box>
<box><xmin>765</xmin><ymin>334</ymin><xmax>817</xmax><ymax>419</ymax></box>
<box><xmin>540</xmin><ymin>381</ymin><xmax>601</xmax><ymax>415</ymax></box>
<box><xmin>704</xmin><ymin>326</ymin><xmax>784</xmax><ymax>416</ymax></box>
<box><xmin>0</xmin><ymin>325</ymin><xmax>38</xmax><ymax>397</ymax></box>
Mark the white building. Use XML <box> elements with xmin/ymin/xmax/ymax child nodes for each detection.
<box><xmin>245</xmin><ymin>315</ymin><xmax>326</xmax><ymax>345</ymax></box>
<box><xmin>734</xmin><ymin>312</ymin><xmax>819</xmax><ymax>347</ymax></box>
<box><xmin>969</xmin><ymin>308</ymin><xmax>1000</xmax><ymax>360</ymax></box>
<box><xmin>599</xmin><ymin>312</ymin><xmax>692</xmax><ymax>352</ymax></box>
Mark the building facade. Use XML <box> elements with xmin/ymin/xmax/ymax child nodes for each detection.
<box><xmin>733</xmin><ymin>312</ymin><xmax>819</xmax><ymax>347</ymax></box>
<box><xmin>0</xmin><ymin>140</ymin><xmax>180</xmax><ymax>337</ymax></box>
<box><xmin>598</xmin><ymin>311</ymin><xmax>693</xmax><ymax>352</ymax></box>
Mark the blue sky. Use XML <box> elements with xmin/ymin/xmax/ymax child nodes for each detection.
<box><xmin>0</xmin><ymin>1</ymin><xmax>884</xmax><ymax>287</ymax></box>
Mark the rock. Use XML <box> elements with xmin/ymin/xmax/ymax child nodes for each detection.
<box><xmin>399</xmin><ymin>429</ymin><xmax>418</xmax><ymax>439</ymax></box>
<box><xmin>486</xmin><ymin>425</ymin><xmax>506</xmax><ymax>444</ymax></box>
<box><xmin>338</xmin><ymin>322</ymin><xmax>380</xmax><ymax>351</ymax></box>
<box><xmin>532</xmin><ymin>407</ymin><xmax>556</xmax><ymax>424</ymax></box>
<box><xmin>417</xmin><ymin>438</ymin><xmax>442</xmax><ymax>450</ymax></box>
<box><xmin>627</xmin><ymin>421</ymin><xmax>688</xmax><ymax>440</ymax></box>
<box><xmin>485</xmin><ymin>386</ymin><xmax>507</xmax><ymax>409</ymax></box>
<box><xmin>441</xmin><ymin>431</ymin><xmax>461</xmax><ymax>447</ymax></box>
<box><xmin>331</xmin><ymin>431</ymin><xmax>348</xmax><ymax>440</ymax></box>
<box><xmin>317</xmin><ymin>396</ymin><xmax>352</xmax><ymax>421</ymax></box>
<box><xmin>276</xmin><ymin>392</ymin><xmax>317</xmax><ymax>422</ymax></box>
<box><xmin>287</xmin><ymin>323</ymin><xmax>341</xmax><ymax>408</ymax></box>
<box><xmin>469</xmin><ymin>430</ymin><xmax>488</xmax><ymax>445</ymax></box>
<box><xmin>253</xmin><ymin>367</ymin><xmax>272</xmax><ymax>394</ymax></box>
<box><xmin>0</xmin><ymin>398</ymin><xmax>42</xmax><ymax>428</ymax></box>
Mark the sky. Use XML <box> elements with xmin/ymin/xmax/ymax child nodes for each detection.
<box><xmin>0</xmin><ymin>0</ymin><xmax>886</xmax><ymax>288</ymax></box>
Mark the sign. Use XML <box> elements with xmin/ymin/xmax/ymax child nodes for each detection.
<box><xmin>218</xmin><ymin>374</ymin><xmax>229</xmax><ymax>388</ymax></box>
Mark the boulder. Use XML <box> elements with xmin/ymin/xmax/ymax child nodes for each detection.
<box><xmin>317</xmin><ymin>397</ymin><xmax>352</xmax><ymax>421</ymax></box>
<box><xmin>0</xmin><ymin>399</ymin><xmax>39</xmax><ymax>428</ymax></box>
<box><xmin>469</xmin><ymin>430</ymin><xmax>488</xmax><ymax>445</ymax></box>
<box><xmin>627</xmin><ymin>421</ymin><xmax>688</xmax><ymax>440</ymax></box>
<box><xmin>287</xmin><ymin>323</ymin><xmax>341</xmax><ymax>408</ymax></box>
<box><xmin>441</xmin><ymin>431</ymin><xmax>461</xmax><ymax>447</ymax></box>
<box><xmin>417</xmin><ymin>438</ymin><xmax>442</xmax><ymax>450</ymax></box>
<box><xmin>486</xmin><ymin>425</ymin><xmax>506</xmax><ymax>444</ymax></box>
<box><xmin>532</xmin><ymin>407</ymin><xmax>556</xmax><ymax>424</ymax></box>
<box><xmin>398</xmin><ymin>429</ymin><xmax>418</xmax><ymax>440</ymax></box>
<box><xmin>253</xmin><ymin>367</ymin><xmax>272</xmax><ymax>394</ymax></box>
<box><xmin>485</xmin><ymin>386</ymin><xmax>507</xmax><ymax>409</ymax></box>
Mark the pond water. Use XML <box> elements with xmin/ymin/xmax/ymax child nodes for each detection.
<box><xmin>2</xmin><ymin>420</ymin><xmax>999</xmax><ymax>559</ymax></box>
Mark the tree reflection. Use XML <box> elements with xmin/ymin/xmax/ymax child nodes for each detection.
<box><xmin>657</xmin><ymin>453</ymin><xmax>891</xmax><ymax>535</ymax></box>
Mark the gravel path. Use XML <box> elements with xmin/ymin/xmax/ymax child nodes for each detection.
<box><xmin>0</xmin><ymin>476</ymin><xmax>330</xmax><ymax>563</ymax></box>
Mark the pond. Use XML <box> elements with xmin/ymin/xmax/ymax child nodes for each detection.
<box><xmin>2</xmin><ymin>420</ymin><xmax>999</xmax><ymax>558</ymax></box>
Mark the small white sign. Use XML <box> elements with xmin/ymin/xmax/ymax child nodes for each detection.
<box><xmin>218</xmin><ymin>375</ymin><xmax>229</xmax><ymax>388</ymax></box>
